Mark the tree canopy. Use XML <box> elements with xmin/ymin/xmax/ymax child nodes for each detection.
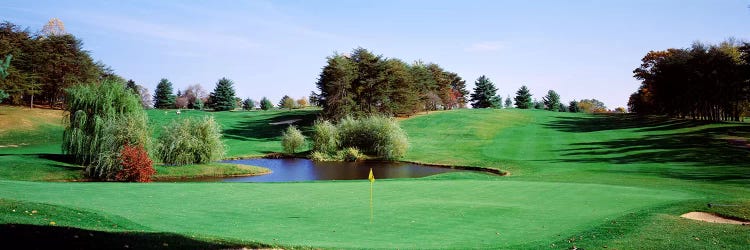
<box><xmin>313</xmin><ymin>47</ymin><xmax>468</xmax><ymax>120</ymax></box>
<box><xmin>0</xmin><ymin>21</ymin><xmax>111</xmax><ymax>107</ymax></box>
<box><xmin>629</xmin><ymin>40</ymin><xmax>750</xmax><ymax>121</ymax></box>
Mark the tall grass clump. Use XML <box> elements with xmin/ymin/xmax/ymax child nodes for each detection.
<box><xmin>63</xmin><ymin>80</ymin><xmax>151</xmax><ymax>180</ymax></box>
<box><xmin>156</xmin><ymin>116</ymin><xmax>226</xmax><ymax>165</ymax></box>
<box><xmin>281</xmin><ymin>125</ymin><xmax>306</xmax><ymax>154</ymax></box>
<box><xmin>310</xmin><ymin>116</ymin><xmax>408</xmax><ymax>161</ymax></box>
<box><xmin>311</xmin><ymin>120</ymin><xmax>338</xmax><ymax>154</ymax></box>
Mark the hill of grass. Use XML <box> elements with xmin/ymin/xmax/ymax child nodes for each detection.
<box><xmin>1</xmin><ymin>106</ymin><xmax>749</xmax><ymax>249</ymax></box>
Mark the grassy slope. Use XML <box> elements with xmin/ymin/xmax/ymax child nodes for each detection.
<box><xmin>2</xmin><ymin>106</ymin><xmax>749</xmax><ymax>249</ymax></box>
<box><xmin>146</xmin><ymin>108</ymin><xmax>318</xmax><ymax>158</ymax></box>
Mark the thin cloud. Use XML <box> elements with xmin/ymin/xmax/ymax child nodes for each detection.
<box><xmin>76</xmin><ymin>13</ymin><xmax>260</xmax><ymax>51</ymax></box>
<box><xmin>465</xmin><ymin>41</ymin><xmax>506</xmax><ymax>52</ymax></box>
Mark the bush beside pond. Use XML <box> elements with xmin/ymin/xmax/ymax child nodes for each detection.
<box><xmin>309</xmin><ymin>116</ymin><xmax>408</xmax><ymax>161</ymax></box>
<box><xmin>156</xmin><ymin>116</ymin><xmax>226</xmax><ymax>165</ymax></box>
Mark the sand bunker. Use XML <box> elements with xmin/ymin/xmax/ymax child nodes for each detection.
<box><xmin>680</xmin><ymin>212</ymin><xmax>749</xmax><ymax>225</ymax></box>
<box><xmin>269</xmin><ymin>119</ymin><xmax>301</xmax><ymax>125</ymax></box>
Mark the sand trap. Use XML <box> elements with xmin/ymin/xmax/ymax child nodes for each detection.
<box><xmin>680</xmin><ymin>212</ymin><xmax>749</xmax><ymax>225</ymax></box>
<box><xmin>269</xmin><ymin>119</ymin><xmax>301</xmax><ymax>125</ymax></box>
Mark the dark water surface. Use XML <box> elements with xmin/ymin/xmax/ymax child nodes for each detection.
<box><xmin>217</xmin><ymin>158</ymin><xmax>466</xmax><ymax>182</ymax></box>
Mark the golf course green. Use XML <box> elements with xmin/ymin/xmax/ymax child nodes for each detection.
<box><xmin>1</xmin><ymin>106</ymin><xmax>749</xmax><ymax>249</ymax></box>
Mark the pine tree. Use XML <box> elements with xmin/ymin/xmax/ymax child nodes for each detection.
<box><xmin>260</xmin><ymin>97</ymin><xmax>273</xmax><ymax>110</ymax></box>
<box><xmin>209</xmin><ymin>77</ymin><xmax>237</xmax><ymax>111</ymax></box>
<box><xmin>242</xmin><ymin>98</ymin><xmax>255</xmax><ymax>110</ymax></box>
<box><xmin>514</xmin><ymin>85</ymin><xmax>533</xmax><ymax>109</ymax></box>
<box><xmin>504</xmin><ymin>96</ymin><xmax>512</xmax><ymax>108</ymax></box>
<box><xmin>542</xmin><ymin>90</ymin><xmax>561</xmax><ymax>111</ymax></box>
<box><xmin>568</xmin><ymin>100</ymin><xmax>580</xmax><ymax>113</ymax></box>
<box><xmin>153</xmin><ymin>78</ymin><xmax>175</xmax><ymax>109</ymax></box>
<box><xmin>469</xmin><ymin>75</ymin><xmax>498</xmax><ymax>108</ymax></box>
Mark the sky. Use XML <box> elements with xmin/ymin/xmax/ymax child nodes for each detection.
<box><xmin>1</xmin><ymin>0</ymin><xmax>748</xmax><ymax>109</ymax></box>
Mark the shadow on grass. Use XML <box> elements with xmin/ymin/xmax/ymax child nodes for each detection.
<box><xmin>0</xmin><ymin>153</ymin><xmax>82</xmax><ymax>172</ymax></box>
<box><xmin>222</xmin><ymin>110</ymin><xmax>318</xmax><ymax>141</ymax></box>
<box><xmin>0</xmin><ymin>224</ymin><xmax>269</xmax><ymax>250</ymax></box>
<box><xmin>546</xmin><ymin>113</ymin><xmax>714</xmax><ymax>133</ymax></box>
<box><xmin>546</xmin><ymin>115</ymin><xmax>750</xmax><ymax>182</ymax></box>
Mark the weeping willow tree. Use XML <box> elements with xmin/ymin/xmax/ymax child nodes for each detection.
<box><xmin>63</xmin><ymin>80</ymin><xmax>150</xmax><ymax>179</ymax></box>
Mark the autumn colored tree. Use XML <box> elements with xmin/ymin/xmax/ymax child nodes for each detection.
<box><xmin>297</xmin><ymin>97</ymin><xmax>308</xmax><ymax>108</ymax></box>
<box><xmin>279</xmin><ymin>95</ymin><xmax>295</xmax><ymax>110</ymax></box>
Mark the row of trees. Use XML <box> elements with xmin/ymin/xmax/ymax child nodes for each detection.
<box><xmin>0</xmin><ymin>20</ymin><xmax>119</xmax><ymax>107</ymax></box>
<box><xmin>468</xmin><ymin>75</ymin><xmax>610</xmax><ymax>113</ymax></box>
<box><xmin>313</xmin><ymin>47</ymin><xmax>469</xmax><ymax>120</ymax></box>
<box><xmin>629</xmin><ymin>40</ymin><xmax>750</xmax><ymax>121</ymax></box>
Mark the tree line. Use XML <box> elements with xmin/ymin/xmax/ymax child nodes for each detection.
<box><xmin>312</xmin><ymin>47</ymin><xmax>469</xmax><ymax>120</ymax></box>
<box><xmin>468</xmin><ymin>74</ymin><xmax>610</xmax><ymax>113</ymax></box>
<box><xmin>0</xmin><ymin>20</ymin><xmax>119</xmax><ymax>107</ymax></box>
<box><xmin>629</xmin><ymin>40</ymin><xmax>750</xmax><ymax>121</ymax></box>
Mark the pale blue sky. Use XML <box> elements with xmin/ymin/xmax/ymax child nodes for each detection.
<box><xmin>2</xmin><ymin>0</ymin><xmax>748</xmax><ymax>108</ymax></box>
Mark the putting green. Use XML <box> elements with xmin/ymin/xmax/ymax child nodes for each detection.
<box><xmin>0</xmin><ymin>177</ymin><xmax>690</xmax><ymax>249</ymax></box>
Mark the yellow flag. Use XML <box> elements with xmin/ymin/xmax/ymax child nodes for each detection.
<box><xmin>368</xmin><ymin>168</ymin><xmax>375</xmax><ymax>183</ymax></box>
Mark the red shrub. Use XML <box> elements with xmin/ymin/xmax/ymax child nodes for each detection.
<box><xmin>116</xmin><ymin>144</ymin><xmax>155</xmax><ymax>182</ymax></box>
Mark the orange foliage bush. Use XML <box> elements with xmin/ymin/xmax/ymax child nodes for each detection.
<box><xmin>116</xmin><ymin>144</ymin><xmax>155</xmax><ymax>182</ymax></box>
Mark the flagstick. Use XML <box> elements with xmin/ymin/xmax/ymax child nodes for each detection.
<box><xmin>370</xmin><ymin>179</ymin><xmax>373</xmax><ymax>224</ymax></box>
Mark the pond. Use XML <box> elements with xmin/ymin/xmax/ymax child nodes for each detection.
<box><xmin>211</xmin><ymin>158</ymin><xmax>469</xmax><ymax>182</ymax></box>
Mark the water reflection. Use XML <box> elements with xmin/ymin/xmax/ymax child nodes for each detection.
<box><xmin>219</xmin><ymin>158</ymin><xmax>464</xmax><ymax>182</ymax></box>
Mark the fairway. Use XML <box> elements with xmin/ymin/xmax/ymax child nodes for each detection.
<box><xmin>2</xmin><ymin>107</ymin><xmax>750</xmax><ymax>249</ymax></box>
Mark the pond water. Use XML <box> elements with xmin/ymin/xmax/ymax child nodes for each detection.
<box><xmin>213</xmin><ymin>158</ymin><xmax>467</xmax><ymax>182</ymax></box>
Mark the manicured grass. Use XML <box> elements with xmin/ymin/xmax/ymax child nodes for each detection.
<box><xmin>2</xmin><ymin>106</ymin><xmax>749</xmax><ymax>249</ymax></box>
<box><xmin>0</xmin><ymin>177</ymin><xmax>692</xmax><ymax>249</ymax></box>
<box><xmin>146</xmin><ymin>108</ymin><xmax>318</xmax><ymax>158</ymax></box>
<box><xmin>153</xmin><ymin>163</ymin><xmax>269</xmax><ymax>180</ymax></box>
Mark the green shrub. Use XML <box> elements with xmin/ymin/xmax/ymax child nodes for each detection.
<box><xmin>156</xmin><ymin>116</ymin><xmax>226</xmax><ymax>165</ymax></box>
<box><xmin>63</xmin><ymin>81</ymin><xmax>151</xmax><ymax>180</ymax></box>
<box><xmin>310</xmin><ymin>116</ymin><xmax>408</xmax><ymax>160</ymax></box>
<box><xmin>281</xmin><ymin>125</ymin><xmax>306</xmax><ymax>154</ymax></box>
<box><xmin>309</xmin><ymin>151</ymin><xmax>331</xmax><ymax>162</ymax></box>
<box><xmin>337</xmin><ymin>116</ymin><xmax>408</xmax><ymax>160</ymax></box>
<box><xmin>311</xmin><ymin>120</ymin><xmax>338</xmax><ymax>154</ymax></box>
<box><xmin>337</xmin><ymin>147</ymin><xmax>363</xmax><ymax>162</ymax></box>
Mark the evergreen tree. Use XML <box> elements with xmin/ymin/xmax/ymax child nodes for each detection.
<box><xmin>209</xmin><ymin>77</ymin><xmax>237</xmax><ymax>111</ymax></box>
<box><xmin>504</xmin><ymin>96</ymin><xmax>512</xmax><ymax>108</ymax></box>
<box><xmin>558</xmin><ymin>103</ymin><xmax>567</xmax><ymax>112</ymax></box>
<box><xmin>153</xmin><ymin>78</ymin><xmax>175</xmax><ymax>109</ymax></box>
<box><xmin>490</xmin><ymin>95</ymin><xmax>503</xmax><ymax>108</ymax></box>
<box><xmin>125</xmin><ymin>79</ymin><xmax>137</xmax><ymax>94</ymax></box>
<box><xmin>260</xmin><ymin>97</ymin><xmax>273</xmax><ymax>110</ymax></box>
<box><xmin>568</xmin><ymin>100</ymin><xmax>580</xmax><ymax>113</ymax></box>
<box><xmin>514</xmin><ymin>85</ymin><xmax>533</xmax><ymax>109</ymax></box>
<box><xmin>469</xmin><ymin>75</ymin><xmax>498</xmax><ymax>108</ymax></box>
<box><xmin>542</xmin><ymin>90</ymin><xmax>561</xmax><ymax>111</ymax></box>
